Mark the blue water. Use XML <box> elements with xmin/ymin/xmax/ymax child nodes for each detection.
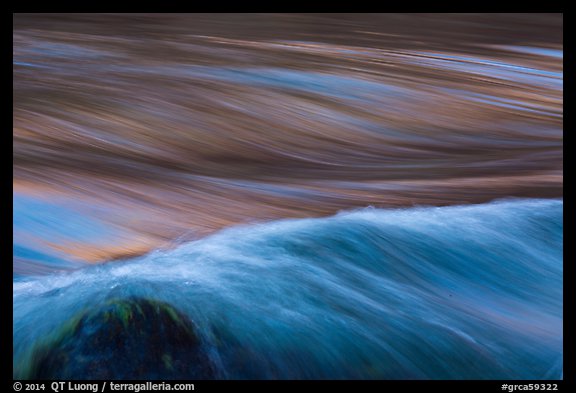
<box><xmin>13</xmin><ymin>198</ymin><xmax>562</xmax><ymax>379</ymax></box>
<box><xmin>13</xmin><ymin>193</ymin><xmax>123</xmax><ymax>277</ymax></box>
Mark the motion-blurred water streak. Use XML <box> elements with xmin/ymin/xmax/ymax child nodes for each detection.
<box><xmin>13</xmin><ymin>13</ymin><xmax>562</xmax><ymax>266</ymax></box>
<box><xmin>13</xmin><ymin>199</ymin><xmax>563</xmax><ymax>379</ymax></box>
<box><xmin>13</xmin><ymin>14</ymin><xmax>563</xmax><ymax>380</ymax></box>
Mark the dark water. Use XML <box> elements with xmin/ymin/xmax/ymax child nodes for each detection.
<box><xmin>13</xmin><ymin>14</ymin><xmax>562</xmax><ymax>379</ymax></box>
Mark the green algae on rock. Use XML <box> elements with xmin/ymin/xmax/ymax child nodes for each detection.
<box><xmin>26</xmin><ymin>297</ymin><xmax>217</xmax><ymax>379</ymax></box>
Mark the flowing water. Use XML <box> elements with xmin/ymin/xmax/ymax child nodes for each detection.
<box><xmin>13</xmin><ymin>14</ymin><xmax>563</xmax><ymax>379</ymax></box>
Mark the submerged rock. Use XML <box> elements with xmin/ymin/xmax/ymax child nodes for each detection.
<box><xmin>29</xmin><ymin>297</ymin><xmax>216</xmax><ymax>379</ymax></box>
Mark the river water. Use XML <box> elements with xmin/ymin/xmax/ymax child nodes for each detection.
<box><xmin>13</xmin><ymin>14</ymin><xmax>562</xmax><ymax>379</ymax></box>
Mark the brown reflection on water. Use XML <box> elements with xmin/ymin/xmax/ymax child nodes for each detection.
<box><xmin>13</xmin><ymin>14</ymin><xmax>563</xmax><ymax>265</ymax></box>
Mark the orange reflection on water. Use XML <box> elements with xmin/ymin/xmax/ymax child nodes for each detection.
<box><xmin>13</xmin><ymin>14</ymin><xmax>562</xmax><ymax>267</ymax></box>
